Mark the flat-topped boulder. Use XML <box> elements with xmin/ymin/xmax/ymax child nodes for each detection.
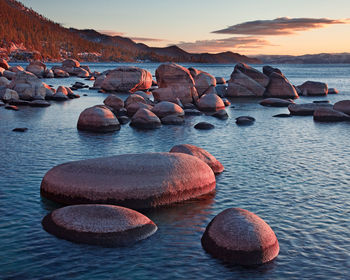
<box><xmin>101</xmin><ymin>66</ymin><xmax>152</xmax><ymax>93</ymax></box>
<box><xmin>40</xmin><ymin>152</ymin><xmax>216</xmax><ymax>209</ymax></box>
<box><xmin>152</xmin><ymin>101</ymin><xmax>184</xmax><ymax>118</ymax></box>
<box><xmin>288</xmin><ymin>103</ymin><xmax>332</xmax><ymax>116</ymax></box>
<box><xmin>260</xmin><ymin>98</ymin><xmax>294</xmax><ymax>107</ymax></box>
<box><xmin>170</xmin><ymin>144</ymin><xmax>224</xmax><ymax>174</ymax></box>
<box><xmin>77</xmin><ymin>105</ymin><xmax>121</xmax><ymax>132</ymax></box>
<box><xmin>298</xmin><ymin>81</ymin><xmax>328</xmax><ymax>96</ymax></box>
<box><xmin>42</xmin><ymin>204</ymin><xmax>157</xmax><ymax>246</ymax></box>
<box><xmin>313</xmin><ymin>107</ymin><xmax>350</xmax><ymax>122</ymax></box>
<box><xmin>265</xmin><ymin>72</ymin><xmax>299</xmax><ymax>99</ymax></box>
<box><xmin>130</xmin><ymin>108</ymin><xmax>161</xmax><ymax>129</ymax></box>
<box><xmin>333</xmin><ymin>100</ymin><xmax>350</xmax><ymax>115</ymax></box>
<box><xmin>201</xmin><ymin>208</ymin><xmax>279</xmax><ymax>265</ymax></box>
<box><xmin>227</xmin><ymin>70</ymin><xmax>266</xmax><ymax>97</ymax></box>
<box><xmin>196</xmin><ymin>94</ymin><xmax>225</xmax><ymax>112</ymax></box>
<box><xmin>234</xmin><ymin>63</ymin><xmax>270</xmax><ymax>87</ymax></box>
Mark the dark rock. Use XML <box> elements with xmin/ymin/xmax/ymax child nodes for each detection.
<box><xmin>313</xmin><ymin>100</ymin><xmax>330</xmax><ymax>104</ymax></box>
<box><xmin>222</xmin><ymin>98</ymin><xmax>231</xmax><ymax>106</ymax></box>
<box><xmin>161</xmin><ymin>115</ymin><xmax>185</xmax><ymax>125</ymax></box>
<box><xmin>29</xmin><ymin>100</ymin><xmax>51</xmax><ymax>107</ymax></box>
<box><xmin>236</xmin><ymin>116</ymin><xmax>255</xmax><ymax>125</ymax></box>
<box><xmin>12</xmin><ymin>127</ymin><xmax>28</xmax><ymax>132</ymax></box>
<box><xmin>260</xmin><ymin>98</ymin><xmax>294</xmax><ymax>107</ymax></box>
<box><xmin>117</xmin><ymin>116</ymin><xmax>130</xmax><ymax>125</ymax></box>
<box><xmin>288</xmin><ymin>103</ymin><xmax>332</xmax><ymax>116</ymax></box>
<box><xmin>328</xmin><ymin>88</ymin><xmax>339</xmax><ymax>94</ymax></box>
<box><xmin>215</xmin><ymin>77</ymin><xmax>226</xmax><ymax>84</ymax></box>
<box><xmin>273</xmin><ymin>114</ymin><xmax>292</xmax><ymax>118</ymax></box>
<box><xmin>313</xmin><ymin>107</ymin><xmax>350</xmax><ymax>122</ymax></box>
<box><xmin>9</xmin><ymin>100</ymin><xmax>30</xmax><ymax>106</ymax></box>
<box><xmin>5</xmin><ymin>104</ymin><xmax>19</xmax><ymax>111</ymax></box>
<box><xmin>298</xmin><ymin>81</ymin><xmax>328</xmax><ymax>96</ymax></box>
<box><xmin>130</xmin><ymin>108</ymin><xmax>161</xmax><ymax>129</ymax></box>
<box><xmin>262</xmin><ymin>65</ymin><xmax>282</xmax><ymax>76</ymax></box>
<box><xmin>212</xmin><ymin>109</ymin><xmax>228</xmax><ymax>120</ymax></box>
<box><xmin>333</xmin><ymin>100</ymin><xmax>350</xmax><ymax>115</ymax></box>
<box><xmin>194</xmin><ymin>122</ymin><xmax>214</xmax><ymax>130</ymax></box>
<box><xmin>183</xmin><ymin>103</ymin><xmax>196</xmax><ymax>109</ymax></box>
<box><xmin>184</xmin><ymin>109</ymin><xmax>203</xmax><ymax>116</ymax></box>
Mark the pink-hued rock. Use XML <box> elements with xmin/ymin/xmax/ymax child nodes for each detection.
<box><xmin>101</xmin><ymin>66</ymin><xmax>152</xmax><ymax>93</ymax></box>
<box><xmin>130</xmin><ymin>108</ymin><xmax>161</xmax><ymax>129</ymax></box>
<box><xmin>196</xmin><ymin>94</ymin><xmax>225</xmax><ymax>112</ymax></box>
<box><xmin>93</xmin><ymin>74</ymin><xmax>106</xmax><ymax>89</ymax></box>
<box><xmin>170</xmin><ymin>144</ymin><xmax>224</xmax><ymax>174</ymax></box>
<box><xmin>298</xmin><ymin>81</ymin><xmax>328</xmax><ymax>96</ymax></box>
<box><xmin>103</xmin><ymin>95</ymin><xmax>124</xmax><ymax>111</ymax></box>
<box><xmin>9</xmin><ymin>65</ymin><xmax>24</xmax><ymax>73</ymax></box>
<box><xmin>125</xmin><ymin>94</ymin><xmax>147</xmax><ymax>108</ymax></box>
<box><xmin>73</xmin><ymin>67</ymin><xmax>90</xmax><ymax>78</ymax></box>
<box><xmin>333</xmin><ymin>100</ymin><xmax>350</xmax><ymax>115</ymax></box>
<box><xmin>26</xmin><ymin>61</ymin><xmax>46</xmax><ymax>78</ymax></box>
<box><xmin>40</xmin><ymin>152</ymin><xmax>216</xmax><ymax>209</ymax></box>
<box><xmin>227</xmin><ymin>70</ymin><xmax>266</xmax><ymax>97</ymax></box>
<box><xmin>62</xmin><ymin>59</ymin><xmax>80</xmax><ymax>68</ymax></box>
<box><xmin>53</xmin><ymin>68</ymin><xmax>69</xmax><ymax>78</ymax></box>
<box><xmin>215</xmin><ymin>77</ymin><xmax>226</xmax><ymax>84</ymax></box>
<box><xmin>193</xmin><ymin>71</ymin><xmax>216</xmax><ymax>96</ymax></box>
<box><xmin>126</xmin><ymin>102</ymin><xmax>153</xmax><ymax>117</ymax></box>
<box><xmin>152</xmin><ymin>85</ymin><xmax>198</xmax><ymax>104</ymax></box>
<box><xmin>328</xmin><ymin>88</ymin><xmax>339</xmax><ymax>94</ymax></box>
<box><xmin>42</xmin><ymin>204</ymin><xmax>157</xmax><ymax>246</ymax></box>
<box><xmin>154</xmin><ymin>63</ymin><xmax>198</xmax><ymax>104</ymax></box>
<box><xmin>0</xmin><ymin>58</ymin><xmax>9</xmax><ymax>70</ymax></box>
<box><xmin>151</xmin><ymin>101</ymin><xmax>184</xmax><ymax>118</ymax></box>
<box><xmin>234</xmin><ymin>63</ymin><xmax>270</xmax><ymax>87</ymax></box>
<box><xmin>52</xmin><ymin>86</ymin><xmax>69</xmax><ymax>101</ymax></box>
<box><xmin>313</xmin><ymin>107</ymin><xmax>350</xmax><ymax>122</ymax></box>
<box><xmin>265</xmin><ymin>72</ymin><xmax>299</xmax><ymax>99</ymax></box>
<box><xmin>77</xmin><ymin>105</ymin><xmax>120</xmax><ymax>132</ymax></box>
<box><xmin>201</xmin><ymin>208</ymin><xmax>279</xmax><ymax>265</ymax></box>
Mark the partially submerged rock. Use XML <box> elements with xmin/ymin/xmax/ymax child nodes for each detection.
<box><xmin>103</xmin><ymin>95</ymin><xmax>124</xmax><ymax>112</ymax></box>
<box><xmin>130</xmin><ymin>108</ymin><xmax>161</xmax><ymax>129</ymax></box>
<box><xmin>236</xmin><ymin>116</ymin><xmax>255</xmax><ymax>125</ymax></box>
<box><xmin>333</xmin><ymin>100</ymin><xmax>350</xmax><ymax>115</ymax></box>
<box><xmin>298</xmin><ymin>81</ymin><xmax>328</xmax><ymax>96</ymax></box>
<box><xmin>42</xmin><ymin>204</ymin><xmax>157</xmax><ymax>246</ymax></box>
<box><xmin>194</xmin><ymin>122</ymin><xmax>214</xmax><ymax>130</ymax></box>
<box><xmin>260</xmin><ymin>98</ymin><xmax>294</xmax><ymax>107</ymax></box>
<box><xmin>196</xmin><ymin>94</ymin><xmax>225</xmax><ymax>112</ymax></box>
<box><xmin>201</xmin><ymin>208</ymin><xmax>279</xmax><ymax>265</ymax></box>
<box><xmin>151</xmin><ymin>101</ymin><xmax>184</xmax><ymax>119</ymax></box>
<box><xmin>313</xmin><ymin>107</ymin><xmax>350</xmax><ymax>122</ymax></box>
<box><xmin>265</xmin><ymin>72</ymin><xmax>298</xmax><ymax>99</ymax></box>
<box><xmin>288</xmin><ymin>103</ymin><xmax>332</xmax><ymax>116</ymax></box>
<box><xmin>170</xmin><ymin>144</ymin><xmax>224</xmax><ymax>174</ymax></box>
<box><xmin>40</xmin><ymin>152</ymin><xmax>216</xmax><ymax>209</ymax></box>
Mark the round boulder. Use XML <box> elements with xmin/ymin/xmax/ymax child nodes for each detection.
<box><xmin>40</xmin><ymin>152</ymin><xmax>216</xmax><ymax>209</ymax></box>
<box><xmin>152</xmin><ymin>101</ymin><xmax>184</xmax><ymax>118</ymax></box>
<box><xmin>103</xmin><ymin>94</ymin><xmax>124</xmax><ymax>112</ymax></box>
<box><xmin>201</xmin><ymin>208</ymin><xmax>279</xmax><ymax>265</ymax></box>
<box><xmin>194</xmin><ymin>122</ymin><xmax>214</xmax><ymax>130</ymax></box>
<box><xmin>236</xmin><ymin>116</ymin><xmax>255</xmax><ymax>125</ymax></box>
<box><xmin>42</xmin><ymin>204</ymin><xmax>157</xmax><ymax>246</ymax></box>
<box><xmin>196</xmin><ymin>94</ymin><xmax>225</xmax><ymax>112</ymax></box>
<box><xmin>333</xmin><ymin>100</ymin><xmax>350</xmax><ymax>115</ymax></box>
<box><xmin>77</xmin><ymin>105</ymin><xmax>121</xmax><ymax>132</ymax></box>
<box><xmin>130</xmin><ymin>108</ymin><xmax>161</xmax><ymax>129</ymax></box>
<box><xmin>170</xmin><ymin>144</ymin><xmax>224</xmax><ymax>174</ymax></box>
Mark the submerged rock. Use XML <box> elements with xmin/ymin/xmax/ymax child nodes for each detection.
<box><xmin>333</xmin><ymin>100</ymin><xmax>350</xmax><ymax>115</ymax></box>
<box><xmin>201</xmin><ymin>208</ymin><xmax>279</xmax><ymax>265</ymax></box>
<box><xmin>40</xmin><ymin>152</ymin><xmax>216</xmax><ymax>209</ymax></box>
<box><xmin>298</xmin><ymin>81</ymin><xmax>328</xmax><ymax>96</ymax></box>
<box><xmin>288</xmin><ymin>103</ymin><xmax>332</xmax><ymax>116</ymax></box>
<box><xmin>170</xmin><ymin>144</ymin><xmax>224</xmax><ymax>174</ymax></box>
<box><xmin>273</xmin><ymin>114</ymin><xmax>292</xmax><ymax>118</ymax></box>
<box><xmin>42</xmin><ymin>204</ymin><xmax>157</xmax><ymax>246</ymax></box>
<box><xmin>12</xmin><ymin>127</ymin><xmax>28</xmax><ymax>132</ymax></box>
<box><xmin>212</xmin><ymin>109</ymin><xmax>228</xmax><ymax>120</ymax></box>
<box><xmin>313</xmin><ymin>107</ymin><xmax>350</xmax><ymax>122</ymax></box>
<box><xmin>260</xmin><ymin>98</ymin><xmax>294</xmax><ymax>107</ymax></box>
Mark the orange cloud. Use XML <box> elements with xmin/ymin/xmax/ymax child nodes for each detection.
<box><xmin>212</xmin><ymin>17</ymin><xmax>350</xmax><ymax>35</ymax></box>
<box><xmin>176</xmin><ymin>36</ymin><xmax>274</xmax><ymax>53</ymax></box>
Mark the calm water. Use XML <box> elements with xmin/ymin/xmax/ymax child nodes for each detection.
<box><xmin>0</xmin><ymin>63</ymin><xmax>349</xmax><ymax>279</ymax></box>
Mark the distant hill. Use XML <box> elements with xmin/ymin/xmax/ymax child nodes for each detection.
<box><xmin>257</xmin><ymin>53</ymin><xmax>350</xmax><ymax>64</ymax></box>
<box><xmin>0</xmin><ymin>0</ymin><xmax>260</xmax><ymax>63</ymax></box>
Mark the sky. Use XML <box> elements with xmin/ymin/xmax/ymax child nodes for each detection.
<box><xmin>20</xmin><ymin>0</ymin><xmax>350</xmax><ymax>56</ymax></box>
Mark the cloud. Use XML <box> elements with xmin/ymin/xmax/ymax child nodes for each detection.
<box><xmin>212</xmin><ymin>17</ymin><xmax>350</xmax><ymax>35</ymax></box>
<box><xmin>176</xmin><ymin>36</ymin><xmax>274</xmax><ymax>53</ymax></box>
<box><xmin>98</xmin><ymin>30</ymin><xmax>125</xmax><ymax>36</ymax></box>
<box><xmin>130</xmin><ymin>37</ymin><xmax>167</xmax><ymax>43</ymax></box>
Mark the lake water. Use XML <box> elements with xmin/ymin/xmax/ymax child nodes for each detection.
<box><xmin>1</xmin><ymin>63</ymin><xmax>349</xmax><ymax>279</ymax></box>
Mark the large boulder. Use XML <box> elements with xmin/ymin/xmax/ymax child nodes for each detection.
<box><xmin>298</xmin><ymin>81</ymin><xmax>328</xmax><ymax>96</ymax></box>
<box><xmin>170</xmin><ymin>144</ymin><xmax>224</xmax><ymax>174</ymax></box>
<box><xmin>77</xmin><ymin>105</ymin><xmax>121</xmax><ymax>132</ymax></box>
<box><xmin>288</xmin><ymin>103</ymin><xmax>332</xmax><ymax>116</ymax></box>
<box><xmin>92</xmin><ymin>74</ymin><xmax>106</xmax><ymax>89</ymax></box>
<box><xmin>0</xmin><ymin>88</ymin><xmax>19</xmax><ymax>102</ymax></box>
<box><xmin>201</xmin><ymin>208</ymin><xmax>279</xmax><ymax>265</ymax></box>
<box><xmin>53</xmin><ymin>68</ymin><xmax>69</xmax><ymax>78</ymax></box>
<box><xmin>62</xmin><ymin>59</ymin><xmax>80</xmax><ymax>68</ymax></box>
<box><xmin>333</xmin><ymin>100</ymin><xmax>350</xmax><ymax>115</ymax></box>
<box><xmin>0</xmin><ymin>76</ymin><xmax>10</xmax><ymax>87</ymax></box>
<box><xmin>234</xmin><ymin>63</ymin><xmax>270</xmax><ymax>87</ymax></box>
<box><xmin>101</xmin><ymin>66</ymin><xmax>152</xmax><ymax>93</ymax></box>
<box><xmin>126</xmin><ymin>102</ymin><xmax>153</xmax><ymax>117</ymax></box>
<box><xmin>26</xmin><ymin>61</ymin><xmax>46</xmax><ymax>78</ymax></box>
<box><xmin>0</xmin><ymin>58</ymin><xmax>9</xmax><ymax>70</ymax></box>
<box><xmin>42</xmin><ymin>204</ymin><xmax>157</xmax><ymax>246</ymax></box>
<box><xmin>155</xmin><ymin>63</ymin><xmax>198</xmax><ymax>104</ymax></box>
<box><xmin>265</xmin><ymin>72</ymin><xmax>299</xmax><ymax>99</ymax></box>
<box><xmin>130</xmin><ymin>108</ymin><xmax>161</xmax><ymax>129</ymax></box>
<box><xmin>3</xmin><ymin>70</ymin><xmax>16</xmax><ymax>80</ymax></box>
<box><xmin>192</xmin><ymin>70</ymin><xmax>216</xmax><ymax>96</ymax></box>
<box><xmin>313</xmin><ymin>107</ymin><xmax>350</xmax><ymax>122</ymax></box>
<box><xmin>196</xmin><ymin>93</ymin><xmax>225</xmax><ymax>111</ymax></box>
<box><xmin>151</xmin><ymin>101</ymin><xmax>184</xmax><ymax>118</ymax></box>
<box><xmin>40</xmin><ymin>152</ymin><xmax>216</xmax><ymax>209</ymax></box>
<box><xmin>125</xmin><ymin>94</ymin><xmax>147</xmax><ymax>108</ymax></box>
<box><xmin>262</xmin><ymin>66</ymin><xmax>282</xmax><ymax>76</ymax></box>
<box><xmin>227</xmin><ymin>70</ymin><xmax>265</xmax><ymax>97</ymax></box>
<box><xmin>103</xmin><ymin>95</ymin><xmax>124</xmax><ymax>112</ymax></box>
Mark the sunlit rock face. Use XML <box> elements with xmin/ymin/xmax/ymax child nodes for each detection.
<box><xmin>265</xmin><ymin>72</ymin><xmax>299</xmax><ymax>99</ymax></box>
<box><xmin>201</xmin><ymin>208</ymin><xmax>279</xmax><ymax>266</ymax></box>
<box><xmin>313</xmin><ymin>107</ymin><xmax>350</xmax><ymax>122</ymax></box>
<box><xmin>234</xmin><ymin>63</ymin><xmax>270</xmax><ymax>88</ymax></box>
<box><xmin>227</xmin><ymin>70</ymin><xmax>265</xmax><ymax>97</ymax></box>
<box><xmin>103</xmin><ymin>94</ymin><xmax>124</xmax><ymax>112</ymax></box>
<box><xmin>42</xmin><ymin>204</ymin><xmax>157</xmax><ymax>247</ymax></box>
<box><xmin>77</xmin><ymin>105</ymin><xmax>120</xmax><ymax>132</ymax></box>
<box><xmin>0</xmin><ymin>58</ymin><xmax>9</xmax><ymax>70</ymax></box>
<box><xmin>101</xmin><ymin>66</ymin><xmax>152</xmax><ymax>93</ymax></box>
<box><xmin>151</xmin><ymin>101</ymin><xmax>184</xmax><ymax>119</ymax></box>
<box><xmin>297</xmin><ymin>81</ymin><xmax>328</xmax><ymax>96</ymax></box>
<box><xmin>170</xmin><ymin>144</ymin><xmax>224</xmax><ymax>174</ymax></box>
<box><xmin>188</xmin><ymin>67</ymin><xmax>216</xmax><ymax>97</ymax></box>
<box><xmin>196</xmin><ymin>93</ymin><xmax>225</xmax><ymax>112</ymax></box>
<box><xmin>333</xmin><ymin>100</ymin><xmax>350</xmax><ymax>115</ymax></box>
<box><xmin>40</xmin><ymin>152</ymin><xmax>216</xmax><ymax>209</ymax></box>
<box><xmin>154</xmin><ymin>63</ymin><xmax>198</xmax><ymax>104</ymax></box>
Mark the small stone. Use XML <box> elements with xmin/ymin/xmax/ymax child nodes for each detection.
<box><xmin>273</xmin><ymin>114</ymin><xmax>292</xmax><ymax>118</ymax></box>
<box><xmin>236</xmin><ymin>116</ymin><xmax>255</xmax><ymax>125</ymax></box>
<box><xmin>12</xmin><ymin>127</ymin><xmax>28</xmax><ymax>132</ymax></box>
<box><xmin>194</xmin><ymin>122</ymin><xmax>214</xmax><ymax>130</ymax></box>
<box><xmin>212</xmin><ymin>109</ymin><xmax>228</xmax><ymax>120</ymax></box>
